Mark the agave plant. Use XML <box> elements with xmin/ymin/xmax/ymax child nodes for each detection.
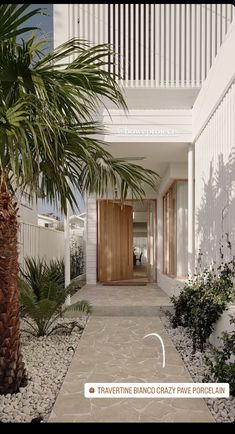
<box><xmin>20</xmin><ymin>261</ymin><xmax>91</xmax><ymax>337</ymax></box>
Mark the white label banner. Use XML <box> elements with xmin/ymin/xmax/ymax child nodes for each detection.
<box><xmin>85</xmin><ymin>383</ymin><xmax>229</xmax><ymax>398</ymax></box>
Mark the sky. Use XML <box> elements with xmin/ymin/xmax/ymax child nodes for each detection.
<box><xmin>25</xmin><ymin>4</ymin><xmax>85</xmax><ymax>216</ymax></box>
<box><xmin>23</xmin><ymin>3</ymin><xmax>53</xmax><ymax>41</ymax></box>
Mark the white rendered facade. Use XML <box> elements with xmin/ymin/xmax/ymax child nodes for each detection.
<box><xmin>54</xmin><ymin>4</ymin><xmax>235</xmax><ymax>296</ymax></box>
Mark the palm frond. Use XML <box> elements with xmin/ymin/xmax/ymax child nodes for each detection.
<box><xmin>33</xmin><ymin>38</ymin><xmax>127</xmax><ymax>119</ymax></box>
<box><xmin>0</xmin><ymin>4</ymin><xmax>44</xmax><ymax>40</ymax></box>
<box><xmin>20</xmin><ymin>258</ymin><xmax>91</xmax><ymax>336</ymax></box>
<box><xmin>46</xmin><ymin>321</ymin><xmax>83</xmax><ymax>336</ymax></box>
<box><xmin>63</xmin><ymin>300</ymin><xmax>92</xmax><ymax>315</ymax></box>
<box><xmin>0</xmin><ymin>16</ymin><xmax>160</xmax><ymax>214</ymax></box>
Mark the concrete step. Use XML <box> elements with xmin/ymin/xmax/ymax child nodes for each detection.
<box><xmin>91</xmin><ymin>304</ymin><xmax>173</xmax><ymax>317</ymax></box>
<box><xmin>65</xmin><ymin>305</ymin><xmax>173</xmax><ymax>318</ymax></box>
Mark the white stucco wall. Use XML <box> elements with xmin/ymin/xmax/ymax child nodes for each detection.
<box><xmin>157</xmin><ymin>271</ymin><xmax>185</xmax><ymax>298</ymax></box>
<box><xmin>209</xmin><ymin>305</ymin><xmax>235</xmax><ymax>348</ymax></box>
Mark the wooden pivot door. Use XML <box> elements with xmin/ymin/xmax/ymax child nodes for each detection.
<box><xmin>98</xmin><ymin>200</ymin><xmax>133</xmax><ymax>282</ymax></box>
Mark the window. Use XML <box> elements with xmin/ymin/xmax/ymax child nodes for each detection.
<box><xmin>163</xmin><ymin>181</ymin><xmax>188</xmax><ymax>278</ymax></box>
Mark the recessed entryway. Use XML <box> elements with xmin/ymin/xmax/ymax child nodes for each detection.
<box><xmin>97</xmin><ymin>199</ymin><xmax>156</xmax><ymax>284</ymax></box>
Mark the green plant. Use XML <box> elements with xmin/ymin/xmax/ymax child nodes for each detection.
<box><xmin>0</xmin><ymin>4</ymin><xmax>159</xmax><ymax>395</ymax></box>
<box><xmin>20</xmin><ymin>257</ymin><xmax>91</xmax><ymax>336</ymax></box>
<box><xmin>45</xmin><ymin>259</ymin><xmax>65</xmax><ymax>288</ymax></box>
<box><xmin>71</xmin><ymin>246</ymin><xmax>84</xmax><ymax>279</ymax></box>
<box><xmin>66</xmin><ymin>276</ymin><xmax>85</xmax><ymax>296</ymax></box>
<box><xmin>21</xmin><ymin>256</ymin><xmax>85</xmax><ymax>300</ymax></box>
<box><xmin>170</xmin><ymin>236</ymin><xmax>235</xmax><ymax>352</ymax></box>
<box><xmin>21</xmin><ymin>258</ymin><xmax>65</xmax><ymax>301</ymax></box>
<box><xmin>0</xmin><ymin>4</ymin><xmax>42</xmax><ymax>40</ymax></box>
<box><xmin>204</xmin><ymin>317</ymin><xmax>235</xmax><ymax>396</ymax></box>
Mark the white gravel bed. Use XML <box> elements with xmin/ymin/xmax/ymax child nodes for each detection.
<box><xmin>0</xmin><ymin>316</ymin><xmax>88</xmax><ymax>423</ymax></box>
<box><xmin>161</xmin><ymin>314</ymin><xmax>235</xmax><ymax>423</ymax></box>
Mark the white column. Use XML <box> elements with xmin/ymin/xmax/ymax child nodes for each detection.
<box><xmin>188</xmin><ymin>144</ymin><xmax>195</xmax><ymax>277</ymax></box>
<box><xmin>64</xmin><ymin>200</ymin><xmax>71</xmax><ymax>304</ymax></box>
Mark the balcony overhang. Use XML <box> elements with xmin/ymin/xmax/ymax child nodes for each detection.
<box><xmin>121</xmin><ymin>88</ymin><xmax>200</xmax><ymax>110</ymax></box>
<box><xmin>102</xmin><ymin>106</ymin><xmax>192</xmax><ymax>144</ymax></box>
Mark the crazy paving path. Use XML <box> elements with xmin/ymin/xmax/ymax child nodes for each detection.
<box><xmin>48</xmin><ymin>316</ymin><xmax>214</xmax><ymax>422</ymax></box>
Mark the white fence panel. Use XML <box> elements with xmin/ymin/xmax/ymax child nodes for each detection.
<box><xmin>18</xmin><ymin>223</ymin><xmax>64</xmax><ymax>269</ymax></box>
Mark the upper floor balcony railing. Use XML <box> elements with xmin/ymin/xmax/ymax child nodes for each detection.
<box><xmin>60</xmin><ymin>4</ymin><xmax>235</xmax><ymax>89</ymax></box>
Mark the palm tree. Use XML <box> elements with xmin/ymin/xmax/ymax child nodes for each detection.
<box><xmin>0</xmin><ymin>5</ymin><xmax>159</xmax><ymax>394</ymax></box>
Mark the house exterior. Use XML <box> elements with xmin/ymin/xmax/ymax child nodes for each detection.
<box><xmin>38</xmin><ymin>213</ymin><xmax>61</xmax><ymax>230</ymax></box>
<box><xmin>70</xmin><ymin>214</ymin><xmax>85</xmax><ymax>236</ymax></box>
<box><xmin>54</xmin><ymin>5</ymin><xmax>235</xmax><ymax>298</ymax></box>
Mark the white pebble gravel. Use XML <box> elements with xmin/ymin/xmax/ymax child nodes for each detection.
<box><xmin>161</xmin><ymin>314</ymin><xmax>235</xmax><ymax>423</ymax></box>
<box><xmin>1</xmin><ymin>313</ymin><xmax>234</xmax><ymax>423</ymax></box>
<box><xmin>0</xmin><ymin>316</ymin><xmax>88</xmax><ymax>423</ymax></box>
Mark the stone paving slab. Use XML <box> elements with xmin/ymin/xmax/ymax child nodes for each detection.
<box><xmin>49</xmin><ymin>316</ymin><xmax>214</xmax><ymax>423</ymax></box>
<box><xmin>69</xmin><ymin>285</ymin><xmax>172</xmax><ymax>318</ymax></box>
<box><xmin>71</xmin><ymin>284</ymin><xmax>171</xmax><ymax>307</ymax></box>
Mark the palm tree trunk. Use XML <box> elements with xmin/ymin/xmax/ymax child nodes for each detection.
<box><xmin>0</xmin><ymin>182</ymin><xmax>27</xmax><ymax>394</ymax></box>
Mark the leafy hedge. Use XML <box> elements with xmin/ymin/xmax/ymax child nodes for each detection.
<box><xmin>170</xmin><ymin>236</ymin><xmax>235</xmax><ymax>352</ymax></box>
<box><xmin>204</xmin><ymin>318</ymin><xmax>235</xmax><ymax>396</ymax></box>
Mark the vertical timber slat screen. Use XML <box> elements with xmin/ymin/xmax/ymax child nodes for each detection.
<box><xmin>70</xmin><ymin>4</ymin><xmax>235</xmax><ymax>88</ymax></box>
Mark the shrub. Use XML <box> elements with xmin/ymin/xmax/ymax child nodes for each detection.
<box><xmin>20</xmin><ymin>258</ymin><xmax>91</xmax><ymax>337</ymax></box>
<box><xmin>66</xmin><ymin>276</ymin><xmax>86</xmax><ymax>295</ymax></box>
<box><xmin>204</xmin><ymin>318</ymin><xmax>235</xmax><ymax>396</ymax></box>
<box><xmin>21</xmin><ymin>257</ymin><xmax>84</xmax><ymax>301</ymax></box>
<box><xmin>21</xmin><ymin>258</ymin><xmax>65</xmax><ymax>302</ymax></box>
<box><xmin>71</xmin><ymin>241</ymin><xmax>84</xmax><ymax>279</ymax></box>
<box><xmin>170</xmin><ymin>237</ymin><xmax>235</xmax><ymax>352</ymax></box>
